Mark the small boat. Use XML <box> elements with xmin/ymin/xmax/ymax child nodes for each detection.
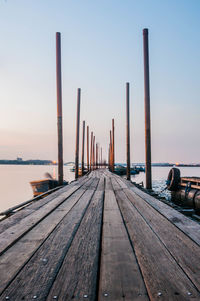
<box><xmin>30</xmin><ymin>173</ymin><xmax>68</xmax><ymax>197</ymax></box>
<box><xmin>114</xmin><ymin>165</ymin><xmax>140</xmax><ymax>176</ymax></box>
<box><xmin>135</xmin><ymin>166</ymin><xmax>145</xmax><ymax>172</ymax></box>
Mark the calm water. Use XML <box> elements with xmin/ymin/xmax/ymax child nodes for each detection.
<box><xmin>0</xmin><ymin>165</ymin><xmax>75</xmax><ymax>212</ymax></box>
<box><xmin>132</xmin><ymin>166</ymin><xmax>200</xmax><ymax>200</ymax></box>
<box><xmin>1</xmin><ymin>165</ymin><xmax>200</xmax><ymax>212</ymax></box>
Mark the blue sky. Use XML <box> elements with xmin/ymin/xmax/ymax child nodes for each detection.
<box><xmin>0</xmin><ymin>0</ymin><xmax>200</xmax><ymax>163</ymax></box>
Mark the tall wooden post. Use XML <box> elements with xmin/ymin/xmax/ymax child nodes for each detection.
<box><xmin>75</xmin><ymin>88</ymin><xmax>81</xmax><ymax>180</ymax></box>
<box><xmin>101</xmin><ymin>147</ymin><xmax>102</xmax><ymax>168</ymax></box>
<box><xmin>93</xmin><ymin>136</ymin><xmax>95</xmax><ymax>170</ymax></box>
<box><xmin>90</xmin><ymin>131</ymin><xmax>93</xmax><ymax>171</ymax></box>
<box><xmin>81</xmin><ymin>121</ymin><xmax>85</xmax><ymax>176</ymax></box>
<box><xmin>108</xmin><ymin>144</ymin><xmax>110</xmax><ymax>169</ymax></box>
<box><xmin>126</xmin><ymin>83</ymin><xmax>131</xmax><ymax>180</ymax></box>
<box><xmin>112</xmin><ymin>119</ymin><xmax>115</xmax><ymax>172</ymax></box>
<box><xmin>109</xmin><ymin>131</ymin><xmax>112</xmax><ymax>171</ymax></box>
<box><xmin>56</xmin><ymin>32</ymin><xmax>63</xmax><ymax>185</ymax></box>
<box><xmin>143</xmin><ymin>28</ymin><xmax>152</xmax><ymax>189</ymax></box>
<box><xmin>96</xmin><ymin>143</ymin><xmax>98</xmax><ymax>169</ymax></box>
<box><xmin>87</xmin><ymin>126</ymin><xmax>89</xmax><ymax>171</ymax></box>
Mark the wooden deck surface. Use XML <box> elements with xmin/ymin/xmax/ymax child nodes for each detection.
<box><xmin>0</xmin><ymin>169</ymin><xmax>200</xmax><ymax>300</ymax></box>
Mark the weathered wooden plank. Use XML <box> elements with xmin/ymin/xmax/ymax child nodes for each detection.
<box><xmin>0</xmin><ymin>183</ymin><xmax>91</xmax><ymax>294</ymax></box>
<box><xmin>98</xmin><ymin>177</ymin><xmax>148</xmax><ymax>301</ymax></box>
<box><xmin>0</xmin><ymin>175</ymin><xmax>90</xmax><ymax>235</ymax></box>
<box><xmin>114</xmin><ymin>174</ymin><xmax>200</xmax><ymax>246</ymax></box>
<box><xmin>46</xmin><ymin>177</ymin><xmax>104</xmax><ymax>300</ymax></box>
<box><xmin>120</xmin><ymin>185</ymin><xmax>200</xmax><ymax>291</ymax></box>
<box><xmin>0</xmin><ymin>179</ymin><xmax>99</xmax><ymax>300</ymax></box>
<box><xmin>116</xmin><ymin>189</ymin><xmax>200</xmax><ymax>300</ymax></box>
<box><xmin>0</xmin><ymin>177</ymin><xmax>94</xmax><ymax>256</ymax></box>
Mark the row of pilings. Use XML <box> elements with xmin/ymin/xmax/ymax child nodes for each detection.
<box><xmin>56</xmin><ymin>29</ymin><xmax>152</xmax><ymax>189</ymax></box>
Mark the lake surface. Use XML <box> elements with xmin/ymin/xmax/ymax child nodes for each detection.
<box><xmin>0</xmin><ymin>165</ymin><xmax>200</xmax><ymax>212</ymax></box>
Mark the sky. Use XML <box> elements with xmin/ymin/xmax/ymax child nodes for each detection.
<box><xmin>0</xmin><ymin>0</ymin><xmax>200</xmax><ymax>164</ymax></box>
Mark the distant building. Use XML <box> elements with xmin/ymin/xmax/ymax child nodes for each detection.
<box><xmin>17</xmin><ymin>157</ymin><xmax>23</xmax><ymax>161</ymax></box>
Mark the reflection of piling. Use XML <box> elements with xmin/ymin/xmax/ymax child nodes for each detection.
<box><xmin>112</xmin><ymin>119</ymin><xmax>115</xmax><ymax>172</ymax></box>
<box><xmin>81</xmin><ymin>121</ymin><xmax>85</xmax><ymax>176</ymax></box>
<box><xmin>87</xmin><ymin>126</ymin><xmax>89</xmax><ymax>172</ymax></box>
<box><xmin>56</xmin><ymin>32</ymin><xmax>63</xmax><ymax>185</ymax></box>
<box><xmin>126</xmin><ymin>83</ymin><xmax>131</xmax><ymax>180</ymax></box>
<box><xmin>143</xmin><ymin>28</ymin><xmax>152</xmax><ymax>189</ymax></box>
<box><xmin>90</xmin><ymin>132</ymin><xmax>93</xmax><ymax>171</ymax></box>
<box><xmin>75</xmin><ymin>88</ymin><xmax>81</xmax><ymax>180</ymax></box>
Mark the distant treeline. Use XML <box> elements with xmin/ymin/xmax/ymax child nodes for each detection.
<box><xmin>0</xmin><ymin>160</ymin><xmax>53</xmax><ymax>165</ymax></box>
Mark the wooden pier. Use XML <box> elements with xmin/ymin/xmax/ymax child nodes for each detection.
<box><xmin>0</xmin><ymin>169</ymin><xmax>200</xmax><ymax>300</ymax></box>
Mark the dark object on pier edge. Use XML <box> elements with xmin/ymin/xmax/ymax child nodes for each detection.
<box><xmin>167</xmin><ymin>168</ymin><xmax>200</xmax><ymax>212</ymax></box>
<box><xmin>30</xmin><ymin>176</ymin><xmax>68</xmax><ymax>197</ymax></box>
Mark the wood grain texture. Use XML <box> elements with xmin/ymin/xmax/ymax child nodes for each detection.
<box><xmin>0</xmin><ymin>176</ymin><xmax>90</xmax><ymax>235</ymax></box>
<box><xmin>121</xmin><ymin>185</ymin><xmax>200</xmax><ymax>291</ymax></box>
<box><xmin>0</xmin><ymin>178</ymin><xmax>94</xmax><ymax>256</ymax></box>
<box><xmin>116</xmin><ymin>188</ymin><xmax>200</xmax><ymax>300</ymax></box>
<box><xmin>46</xmin><ymin>178</ymin><xmax>104</xmax><ymax>301</ymax></box>
<box><xmin>0</xmin><ymin>181</ymin><xmax>99</xmax><ymax>300</ymax></box>
<box><xmin>114</xmin><ymin>174</ymin><xmax>200</xmax><ymax>246</ymax></box>
<box><xmin>0</xmin><ymin>184</ymin><xmax>89</xmax><ymax>294</ymax></box>
<box><xmin>98</xmin><ymin>177</ymin><xmax>148</xmax><ymax>301</ymax></box>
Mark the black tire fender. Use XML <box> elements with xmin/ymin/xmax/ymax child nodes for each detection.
<box><xmin>167</xmin><ymin>168</ymin><xmax>180</xmax><ymax>191</ymax></box>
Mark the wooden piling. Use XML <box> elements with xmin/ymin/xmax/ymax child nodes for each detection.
<box><xmin>109</xmin><ymin>131</ymin><xmax>112</xmax><ymax>171</ymax></box>
<box><xmin>143</xmin><ymin>28</ymin><xmax>152</xmax><ymax>189</ymax></box>
<box><xmin>126</xmin><ymin>83</ymin><xmax>131</xmax><ymax>180</ymax></box>
<box><xmin>81</xmin><ymin>121</ymin><xmax>85</xmax><ymax>176</ymax></box>
<box><xmin>93</xmin><ymin>136</ymin><xmax>95</xmax><ymax>170</ymax></box>
<box><xmin>96</xmin><ymin>143</ymin><xmax>98</xmax><ymax>169</ymax></box>
<box><xmin>56</xmin><ymin>32</ymin><xmax>63</xmax><ymax>186</ymax></box>
<box><xmin>87</xmin><ymin>126</ymin><xmax>89</xmax><ymax>172</ymax></box>
<box><xmin>75</xmin><ymin>88</ymin><xmax>81</xmax><ymax>180</ymax></box>
<box><xmin>112</xmin><ymin>119</ymin><xmax>115</xmax><ymax>172</ymax></box>
<box><xmin>108</xmin><ymin>144</ymin><xmax>110</xmax><ymax>169</ymax></box>
<box><xmin>101</xmin><ymin>147</ymin><xmax>102</xmax><ymax>168</ymax></box>
<box><xmin>90</xmin><ymin>132</ymin><xmax>93</xmax><ymax>171</ymax></box>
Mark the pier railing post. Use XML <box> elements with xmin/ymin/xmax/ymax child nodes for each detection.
<box><xmin>126</xmin><ymin>82</ymin><xmax>131</xmax><ymax>180</ymax></box>
<box><xmin>87</xmin><ymin>126</ymin><xmax>89</xmax><ymax>172</ymax></box>
<box><xmin>56</xmin><ymin>32</ymin><xmax>63</xmax><ymax>186</ymax></box>
<box><xmin>143</xmin><ymin>28</ymin><xmax>152</xmax><ymax>189</ymax></box>
<box><xmin>81</xmin><ymin>120</ymin><xmax>85</xmax><ymax>176</ymax></box>
<box><xmin>75</xmin><ymin>88</ymin><xmax>81</xmax><ymax>180</ymax></box>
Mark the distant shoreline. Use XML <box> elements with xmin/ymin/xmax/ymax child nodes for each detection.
<box><xmin>0</xmin><ymin>160</ymin><xmax>199</xmax><ymax>167</ymax></box>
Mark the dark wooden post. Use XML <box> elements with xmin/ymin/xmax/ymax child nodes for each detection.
<box><xmin>56</xmin><ymin>32</ymin><xmax>63</xmax><ymax>185</ymax></box>
<box><xmin>96</xmin><ymin>143</ymin><xmax>98</xmax><ymax>169</ymax></box>
<box><xmin>109</xmin><ymin>131</ymin><xmax>112</xmax><ymax>171</ymax></box>
<box><xmin>75</xmin><ymin>88</ymin><xmax>81</xmax><ymax>180</ymax></box>
<box><xmin>93</xmin><ymin>136</ymin><xmax>95</xmax><ymax>170</ymax></box>
<box><xmin>143</xmin><ymin>28</ymin><xmax>152</xmax><ymax>189</ymax></box>
<box><xmin>87</xmin><ymin>126</ymin><xmax>89</xmax><ymax>171</ymax></box>
<box><xmin>112</xmin><ymin>119</ymin><xmax>115</xmax><ymax>172</ymax></box>
<box><xmin>90</xmin><ymin>131</ymin><xmax>93</xmax><ymax>171</ymax></box>
<box><xmin>126</xmin><ymin>82</ymin><xmax>131</xmax><ymax>180</ymax></box>
<box><xmin>81</xmin><ymin>120</ymin><xmax>85</xmax><ymax>176</ymax></box>
<box><xmin>100</xmin><ymin>147</ymin><xmax>102</xmax><ymax>168</ymax></box>
<box><xmin>108</xmin><ymin>144</ymin><xmax>110</xmax><ymax>169</ymax></box>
